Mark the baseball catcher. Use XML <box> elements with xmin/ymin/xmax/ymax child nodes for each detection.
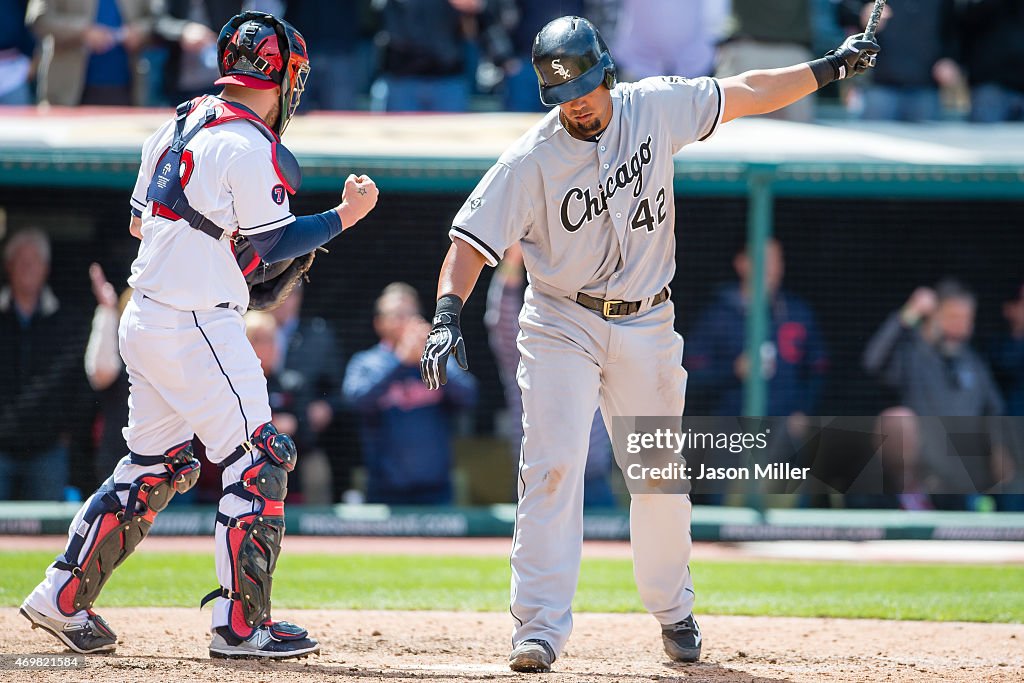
<box><xmin>20</xmin><ymin>11</ymin><xmax>378</xmax><ymax>659</ymax></box>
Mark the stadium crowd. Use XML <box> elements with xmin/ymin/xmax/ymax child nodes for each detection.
<box><xmin>0</xmin><ymin>1</ymin><xmax>1021</xmax><ymax>510</ymax></box>
<box><xmin>2</xmin><ymin>225</ymin><xmax>1022</xmax><ymax>511</ymax></box>
<box><xmin>0</xmin><ymin>0</ymin><xmax>1021</xmax><ymax>121</ymax></box>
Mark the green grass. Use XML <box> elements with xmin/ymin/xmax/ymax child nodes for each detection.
<box><xmin>2</xmin><ymin>551</ymin><xmax>1021</xmax><ymax>623</ymax></box>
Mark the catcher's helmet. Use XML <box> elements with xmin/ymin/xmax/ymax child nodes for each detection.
<box><xmin>532</xmin><ymin>16</ymin><xmax>616</xmax><ymax>107</ymax></box>
<box><xmin>216</xmin><ymin>11</ymin><xmax>310</xmax><ymax>135</ymax></box>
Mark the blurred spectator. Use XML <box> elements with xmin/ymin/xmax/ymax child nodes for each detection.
<box><xmin>991</xmin><ymin>280</ymin><xmax>1024</xmax><ymax>416</ymax></box>
<box><xmin>716</xmin><ymin>0</ymin><xmax>844</xmax><ymax>122</ymax></box>
<box><xmin>989</xmin><ymin>280</ymin><xmax>1024</xmax><ymax>510</ymax></box>
<box><xmin>611</xmin><ymin>0</ymin><xmax>727</xmax><ymax>81</ymax></box>
<box><xmin>244</xmin><ymin>310</ymin><xmax>299</xmax><ymax>438</ymax></box>
<box><xmin>343</xmin><ymin>282</ymin><xmax>477</xmax><ymax>504</ymax></box>
<box><xmin>151</xmin><ymin>0</ymin><xmax>242</xmax><ymax>105</ymax></box>
<box><xmin>845</xmin><ymin>406</ymin><xmax>936</xmax><ymax>510</ymax></box>
<box><xmin>84</xmin><ymin>262</ymin><xmax>130</xmax><ymax>480</ymax></box>
<box><xmin>285</xmin><ymin>0</ymin><xmax>371</xmax><ymax>111</ymax></box>
<box><xmin>370</xmin><ymin>0</ymin><xmax>510</xmax><ymax>112</ymax></box>
<box><xmin>485</xmin><ymin>243</ymin><xmax>616</xmax><ymax>508</ymax></box>
<box><xmin>839</xmin><ymin>0</ymin><xmax>959</xmax><ymax>122</ymax></box>
<box><xmin>27</xmin><ymin>0</ymin><xmax>153</xmax><ymax>106</ymax></box>
<box><xmin>497</xmin><ymin>0</ymin><xmax>583</xmax><ymax>112</ymax></box>
<box><xmin>270</xmin><ymin>285</ymin><xmax>347</xmax><ymax>503</ymax></box>
<box><xmin>0</xmin><ymin>0</ymin><xmax>36</xmax><ymax>105</ymax></box>
<box><xmin>245</xmin><ymin>308</ymin><xmax>333</xmax><ymax>503</ymax></box>
<box><xmin>0</xmin><ymin>229</ymin><xmax>79</xmax><ymax>500</ymax></box>
<box><xmin>584</xmin><ymin>0</ymin><xmax>621</xmax><ymax>38</ymax></box>
<box><xmin>954</xmin><ymin>0</ymin><xmax>1024</xmax><ymax>122</ymax></box>
<box><xmin>247</xmin><ymin>0</ymin><xmax>280</xmax><ymax>13</ymax></box>
<box><xmin>239</xmin><ymin>309</ymin><xmax>311</xmax><ymax>501</ymax></box>
<box><xmin>686</xmin><ymin>238</ymin><xmax>829</xmax><ymax>417</ymax></box>
<box><xmin>862</xmin><ymin>280</ymin><xmax>1014</xmax><ymax>508</ymax></box>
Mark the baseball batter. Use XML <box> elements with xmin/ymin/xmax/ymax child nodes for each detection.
<box><xmin>420</xmin><ymin>16</ymin><xmax>879</xmax><ymax>672</ymax></box>
<box><xmin>20</xmin><ymin>11</ymin><xmax>378</xmax><ymax>659</ymax></box>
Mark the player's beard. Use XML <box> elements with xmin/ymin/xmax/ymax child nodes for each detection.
<box><xmin>561</xmin><ymin>111</ymin><xmax>605</xmax><ymax>139</ymax></box>
<box><xmin>266</xmin><ymin>98</ymin><xmax>281</xmax><ymax>130</ymax></box>
<box><xmin>575</xmin><ymin>115</ymin><xmax>603</xmax><ymax>135</ymax></box>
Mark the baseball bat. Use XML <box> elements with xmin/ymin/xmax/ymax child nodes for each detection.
<box><xmin>862</xmin><ymin>0</ymin><xmax>886</xmax><ymax>68</ymax></box>
<box><xmin>863</xmin><ymin>0</ymin><xmax>887</xmax><ymax>42</ymax></box>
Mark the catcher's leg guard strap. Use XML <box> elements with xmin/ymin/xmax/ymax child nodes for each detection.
<box><xmin>207</xmin><ymin>423</ymin><xmax>299</xmax><ymax>640</ymax></box>
<box><xmin>219</xmin><ymin>421</ymin><xmax>298</xmax><ymax>472</ymax></box>
<box><xmin>53</xmin><ymin>441</ymin><xmax>199</xmax><ymax>616</ymax></box>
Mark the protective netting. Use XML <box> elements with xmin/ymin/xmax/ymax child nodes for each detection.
<box><xmin>2</xmin><ymin>185</ymin><xmax>1020</xmax><ymax>495</ymax></box>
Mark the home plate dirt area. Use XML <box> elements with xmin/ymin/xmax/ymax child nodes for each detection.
<box><xmin>3</xmin><ymin>607</ymin><xmax>1022</xmax><ymax>683</ymax></box>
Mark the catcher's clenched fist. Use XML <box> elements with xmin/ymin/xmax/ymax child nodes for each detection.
<box><xmin>233</xmin><ymin>172</ymin><xmax>380</xmax><ymax>311</ymax></box>
<box><xmin>338</xmin><ymin>174</ymin><xmax>379</xmax><ymax>229</ymax></box>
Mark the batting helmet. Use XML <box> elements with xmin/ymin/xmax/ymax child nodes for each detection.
<box><xmin>216</xmin><ymin>11</ymin><xmax>310</xmax><ymax>135</ymax></box>
<box><xmin>532</xmin><ymin>16</ymin><xmax>616</xmax><ymax>107</ymax></box>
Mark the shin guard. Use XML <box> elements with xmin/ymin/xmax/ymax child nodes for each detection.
<box><xmin>53</xmin><ymin>441</ymin><xmax>200</xmax><ymax>615</ymax></box>
<box><xmin>204</xmin><ymin>423</ymin><xmax>303</xmax><ymax>640</ymax></box>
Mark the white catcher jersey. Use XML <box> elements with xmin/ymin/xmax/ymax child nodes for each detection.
<box><xmin>128</xmin><ymin>96</ymin><xmax>296</xmax><ymax>312</ymax></box>
<box><xmin>451</xmin><ymin>76</ymin><xmax>724</xmax><ymax>301</ymax></box>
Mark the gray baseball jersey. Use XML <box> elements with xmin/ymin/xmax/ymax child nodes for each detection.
<box><xmin>450</xmin><ymin>76</ymin><xmax>723</xmax><ymax>299</ymax></box>
<box><xmin>450</xmin><ymin>76</ymin><xmax>725</xmax><ymax>657</ymax></box>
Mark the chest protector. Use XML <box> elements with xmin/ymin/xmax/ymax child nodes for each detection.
<box><xmin>145</xmin><ymin>97</ymin><xmax>302</xmax><ymax>284</ymax></box>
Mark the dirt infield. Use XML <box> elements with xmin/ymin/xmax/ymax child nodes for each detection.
<box><xmin>3</xmin><ymin>607</ymin><xmax>1022</xmax><ymax>683</ymax></box>
<box><xmin>4</xmin><ymin>537</ymin><xmax>1023</xmax><ymax>681</ymax></box>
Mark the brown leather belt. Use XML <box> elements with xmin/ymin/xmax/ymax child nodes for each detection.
<box><xmin>575</xmin><ymin>287</ymin><xmax>670</xmax><ymax>320</ymax></box>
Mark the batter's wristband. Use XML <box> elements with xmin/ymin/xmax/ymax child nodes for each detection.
<box><xmin>808</xmin><ymin>56</ymin><xmax>842</xmax><ymax>89</ymax></box>
<box><xmin>433</xmin><ymin>293</ymin><xmax>464</xmax><ymax>325</ymax></box>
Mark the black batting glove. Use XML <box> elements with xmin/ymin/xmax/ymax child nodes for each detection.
<box><xmin>827</xmin><ymin>32</ymin><xmax>880</xmax><ymax>78</ymax></box>
<box><xmin>420</xmin><ymin>294</ymin><xmax>469</xmax><ymax>390</ymax></box>
<box><xmin>810</xmin><ymin>33</ymin><xmax>880</xmax><ymax>88</ymax></box>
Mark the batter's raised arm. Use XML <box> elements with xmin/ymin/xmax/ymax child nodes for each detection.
<box><xmin>719</xmin><ymin>33</ymin><xmax>880</xmax><ymax>123</ymax></box>
<box><xmin>420</xmin><ymin>237</ymin><xmax>487</xmax><ymax>390</ymax></box>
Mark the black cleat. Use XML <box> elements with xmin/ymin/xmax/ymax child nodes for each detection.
<box><xmin>209</xmin><ymin>623</ymin><xmax>320</xmax><ymax>659</ymax></box>
<box><xmin>509</xmin><ymin>638</ymin><xmax>555</xmax><ymax>672</ymax></box>
<box><xmin>20</xmin><ymin>602</ymin><xmax>117</xmax><ymax>654</ymax></box>
<box><xmin>662</xmin><ymin>614</ymin><xmax>702</xmax><ymax>662</ymax></box>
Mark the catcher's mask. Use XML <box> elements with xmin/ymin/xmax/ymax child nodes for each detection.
<box><xmin>216</xmin><ymin>11</ymin><xmax>310</xmax><ymax>135</ymax></box>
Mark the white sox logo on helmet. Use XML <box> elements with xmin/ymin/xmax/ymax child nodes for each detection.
<box><xmin>551</xmin><ymin>59</ymin><xmax>571</xmax><ymax>80</ymax></box>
